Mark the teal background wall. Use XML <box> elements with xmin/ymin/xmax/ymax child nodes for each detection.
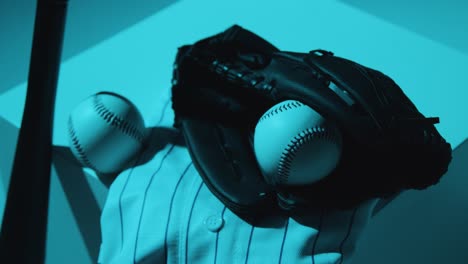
<box><xmin>1</xmin><ymin>0</ymin><xmax>467</xmax><ymax>263</ymax></box>
<box><xmin>0</xmin><ymin>0</ymin><xmax>178</xmax><ymax>95</ymax></box>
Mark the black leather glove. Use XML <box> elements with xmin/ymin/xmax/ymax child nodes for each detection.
<box><xmin>171</xmin><ymin>25</ymin><xmax>452</xmax><ymax>214</ymax></box>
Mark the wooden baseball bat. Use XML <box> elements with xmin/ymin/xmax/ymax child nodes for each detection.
<box><xmin>0</xmin><ymin>0</ymin><xmax>69</xmax><ymax>262</ymax></box>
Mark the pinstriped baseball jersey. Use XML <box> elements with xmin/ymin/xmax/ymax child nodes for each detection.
<box><xmin>98</xmin><ymin>99</ymin><xmax>380</xmax><ymax>264</ymax></box>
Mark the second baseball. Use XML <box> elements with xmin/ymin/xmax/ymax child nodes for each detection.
<box><xmin>253</xmin><ymin>100</ymin><xmax>343</xmax><ymax>186</ymax></box>
<box><xmin>68</xmin><ymin>91</ymin><xmax>149</xmax><ymax>175</ymax></box>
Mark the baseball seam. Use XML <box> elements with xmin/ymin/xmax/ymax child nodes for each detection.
<box><xmin>68</xmin><ymin>118</ymin><xmax>106</xmax><ymax>174</ymax></box>
<box><xmin>93</xmin><ymin>95</ymin><xmax>146</xmax><ymax>144</ymax></box>
<box><xmin>258</xmin><ymin>100</ymin><xmax>304</xmax><ymax>123</ymax></box>
<box><xmin>277</xmin><ymin>126</ymin><xmax>339</xmax><ymax>185</ymax></box>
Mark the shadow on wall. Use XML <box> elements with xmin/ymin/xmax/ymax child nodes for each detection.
<box><xmin>338</xmin><ymin>0</ymin><xmax>468</xmax><ymax>56</ymax></box>
<box><xmin>0</xmin><ymin>118</ymin><xmax>19</xmax><ymax>194</ymax></box>
<box><xmin>52</xmin><ymin>146</ymin><xmax>106</xmax><ymax>262</ymax></box>
<box><xmin>0</xmin><ymin>0</ymin><xmax>179</xmax><ymax>95</ymax></box>
<box><xmin>354</xmin><ymin>138</ymin><xmax>468</xmax><ymax>263</ymax></box>
<box><xmin>0</xmin><ymin>118</ymin><xmax>19</xmax><ymax>227</ymax></box>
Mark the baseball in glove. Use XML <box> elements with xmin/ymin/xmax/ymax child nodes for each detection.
<box><xmin>170</xmin><ymin>25</ymin><xmax>452</xmax><ymax>216</ymax></box>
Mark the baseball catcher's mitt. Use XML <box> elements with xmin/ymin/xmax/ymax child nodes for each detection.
<box><xmin>170</xmin><ymin>25</ymin><xmax>452</xmax><ymax>215</ymax></box>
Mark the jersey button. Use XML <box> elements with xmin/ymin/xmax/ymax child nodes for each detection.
<box><xmin>204</xmin><ymin>215</ymin><xmax>224</xmax><ymax>232</ymax></box>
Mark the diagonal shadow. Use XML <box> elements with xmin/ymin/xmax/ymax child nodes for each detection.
<box><xmin>0</xmin><ymin>117</ymin><xmax>19</xmax><ymax>225</ymax></box>
<box><xmin>53</xmin><ymin>145</ymin><xmax>104</xmax><ymax>262</ymax></box>
<box><xmin>0</xmin><ymin>0</ymin><xmax>180</xmax><ymax>95</ymax></box>
<box><xmin>338</xmin><ymin>0</ymin><xmax>468</xmax><ymax>56</ymax></box>
<box><xmin>0</xmin><ymin>117</ymin><xmax>19</xmax><ymax>190</ymax></box>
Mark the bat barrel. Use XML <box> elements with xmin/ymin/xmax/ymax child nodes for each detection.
<box><xmin>0</xmin><ymin>0</ymin><xmax>69</xmax><ymax>262</ymax></box>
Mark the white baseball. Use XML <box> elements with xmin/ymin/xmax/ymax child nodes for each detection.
<box><xmin>253</xmin><ymin>100</ymin><xmax>343</xmax><ymax>186</ymax></box>
<box><xmin>67</xmin><ymin>91</ymin><xmax>149</xmax><ymax>175</ymax></box>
